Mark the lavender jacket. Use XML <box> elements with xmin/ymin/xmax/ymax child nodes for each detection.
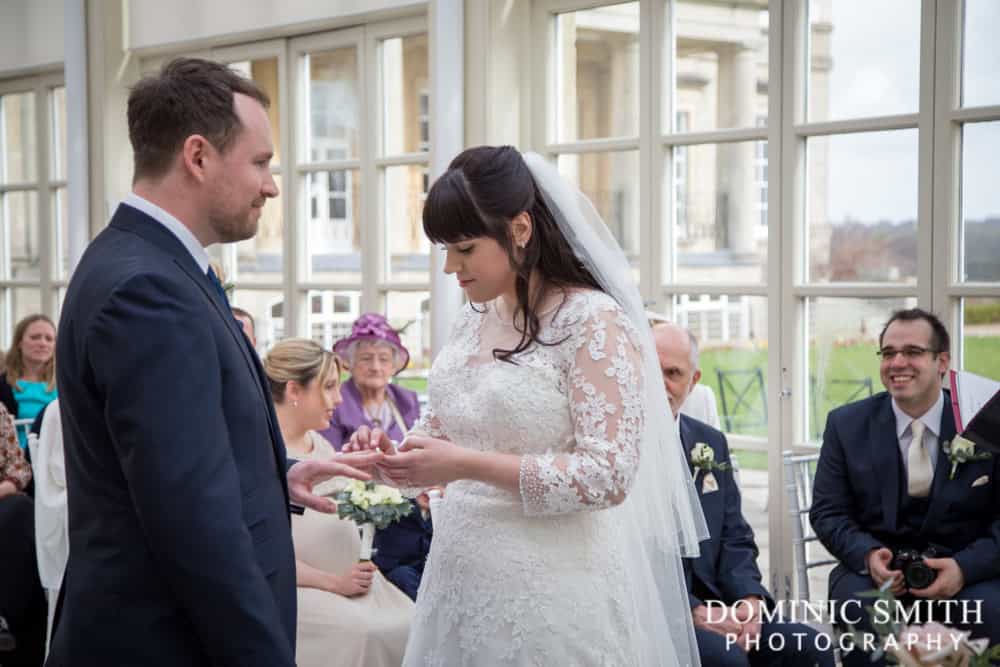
<box><xmin>318</xmin><ymin>378</ymin><xmax>420</xmax><ymax>450</ymax></box>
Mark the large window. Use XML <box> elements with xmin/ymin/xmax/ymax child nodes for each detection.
<box><xmin>534</xmin><ymin>0</ymin><xmax>1000</xmax><ymax>598</ymax></box>
<box><xmin>148</xmin><ymin>17</ymin><xmax>433</xmax><ymax>372</ymax></box>
<box><xmin>0</xmin><ymin>73</ymin><xmax>65</xmax><ymax>345</ymax></box>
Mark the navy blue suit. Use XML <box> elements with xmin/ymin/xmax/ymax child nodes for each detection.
<box><xmin>49</xmin><ymin>204</ymin><xmax>297</xmax><ymax>666</ymax></box>
<box><xmin>811</xmin><ymin>391</ymin><xmax>1000</xmax><ymax>666</ymax></box>
<box><xmin>680</xmin><ymin>415</ymin><xmax>833</xmax><ymax>667</ymax></box>
<box><xmin>373</xmin><ymin>500</ymin><xmax>432</xmax><ymax>600</ymax></box>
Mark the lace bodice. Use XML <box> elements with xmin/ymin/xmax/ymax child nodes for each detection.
<box><xmin>400</xmin><ymin>289</ymin><xmax>656</xmax><ymax>665</ymax></box>
<box><xmin>412</xmin><ymin>289</ymin><xmax>644</xmax><ymax>515</ymax></box>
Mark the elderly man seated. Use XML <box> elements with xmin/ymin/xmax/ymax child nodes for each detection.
<box><xmin>653</xmin><ymin>322</ymin><xmax>834</xmax><ymax>667</ymax></box>
<box><xmin>810</xmin><ymin>308</ymin><xmax>1000</xmax><ymax>666</ymax></box>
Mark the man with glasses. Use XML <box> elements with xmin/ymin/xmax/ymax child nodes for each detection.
<box><xmin>811</xmin><ymin>308</ymin><xmax>1000</xmax><ymax>666</ymax></box>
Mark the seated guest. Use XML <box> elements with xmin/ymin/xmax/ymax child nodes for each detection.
<box><xmin>264</xmin><ymin>339</ymin><xmax>412</xmax><ymax>667</ymax></box>
<box><xmin>0</xmin><ymin>314</ymin><xmax>58</xmax><ymax>448</ymax></box>
<box><xmin>232</xmin><ymin>306</ymin><xmax>257</xmax><ymax>348</ymax></box>
<box><xmin>319</xmin><ymin>313</ymin><xmax>431</xmax><ymax>597</ymax></box>
<box><xmin>320</xmin><ymin>313</ymin><xmax>419</xmax><ymax>449</ymax></box>
<box><xmin>682</xmin><ymin>374</ymin><xmax>722</xmax><ymax>430</ymax></box>
<box><xmin>653</xmin><ymin>323</ymin><xmax>833</xmax><ymax>667</ymax></box>
<box><xmin>810</xmin><ymin>308</ymin><xmax>1000</xmax><ymax>666</ymax></box>
<box><xmin>34</xmin><ymin>399</ymin><xmax>68</xmax><ymax>654</ymax></box>
<box><xmin>373</xmin><ymin>489</ymin><xmax>435</xmax><ymax>601</ymax></box>
<box><xmin>0</xmin><ymin>403</ymin><xmax>47</xmax><ymax>664</ymax></box>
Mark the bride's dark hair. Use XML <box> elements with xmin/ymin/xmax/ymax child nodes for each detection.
<box><xmin>422</xmin><ymin>145</ymin><xmax>602</xmax><ymax>363</ymax></box>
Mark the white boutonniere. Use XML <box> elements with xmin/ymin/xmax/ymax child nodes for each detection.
<box><xmin>690</xmin><ymin>442</ymin><xmax>731</xmax><ymax>474</ymax></box>
<box><xmin>942</xmin><ymin>436</ymin><xmax>993</xmax><ymax>480</ymax></box>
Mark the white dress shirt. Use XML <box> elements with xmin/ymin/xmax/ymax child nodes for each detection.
<box><xmin>122</xmin><ymin>192</ymin><xmax>210</xmax><ymax>273</ymax></box>
<box><xmin>892</xmin><ymin>389</ymin><xmax>945</xmax><ymax>478</ymax></box>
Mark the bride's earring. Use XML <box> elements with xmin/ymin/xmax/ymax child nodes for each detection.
<box><xmin>293</xmin><ymin>400</ymin><xmax>299</xmax><ymax>408</ymax></box>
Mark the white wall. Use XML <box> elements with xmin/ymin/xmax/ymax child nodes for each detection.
<box><xmin>0</xmin><ymin>0</ymin><xmax>64</xmax><ymax>76</ymax></box>
<box><xmin>128</xmin><ymin>0</ymin><xmax>424</xmax><ymax>52</ymax></box>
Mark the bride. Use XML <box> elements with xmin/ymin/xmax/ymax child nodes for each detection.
<box><xmin>348</xmin><ymin>146</ymin><xmax>708</xmax><ymax>665</ymax></box>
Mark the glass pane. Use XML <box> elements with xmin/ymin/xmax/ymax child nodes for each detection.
<box><xmin>806</xmin><ymin>130</ymin><xmax>918</xmax><ymax>283</ymax></box>
<box><xmin>962</xmin><ymin>298</ymin><xmax>1000</xmax><ymax>381</ymax></box>
<box><xmin>384</xmin><ymin>164</ymin><xmax>429</xmax><ymax>283</ymax></box>
<box><xmin>234</xmin><ymin>186</ymin><xmax>283</xmax><ymax>283</ymax></box>
<box><xmin>1</xmin><ymin>92</ymin><xmax>37</xmax><ymax>183</ymax></box>
<box><xmin>385</xmin><ymin>291</ymin><xmax>430</xmax><ymax>373</ymax></box>
<box><xmin>2</xmin><ymin>191</ymin><xmax>40</xmax><ymax>280</ymax></box>
<box><xmin>306</xmin><ymin>48</ymin><xmax>360</xmax><ymax>161</ymax></box>
<box><xmin>54</xmin><ymin>187</ymin><xmax>69</xmax><ymax>278</ymax></box>
<box><xmin>307</xmin><ymin>169</ymin><xmax>362</xmax><ymax>282</ymax></box>
<box><xmin>381</xmin><ymin>34</ymin><xmax>429</xmax><ymax>155</ymax></box>
<box><xmin>807</xmin><ymin>0</ymin><xmax>919</xmax><ymax>122</ymax></box>
<box><xmin>555</xmin><ymin>2</ymin><xmax>639</xmax><ymax>141</ymax></box>
<box><xmin>230</xmin><ymin>288</ymin><xmax>285</xmax><ymax>353</ymax></box>
<box><xmin>806</xmin><ymin>296</ymin><xmax>917</xmax><ymax>442</ymax></box>
<box><xmin>11</xmin><ymin>287</ymin><xmax>43</xmax><ymax>331</ymax></box>
<box><xmin>306</xmin><ymin>289</ymin><xmax>361</xmax><ymax>351</ymax></box>
<box><xmin>673</xmin><ymin>1</ymin><xmax>768</xmax><ymax>132</ymax></box>
<box><xmin>960</xmin><ymin>121</ymin><xmax>1000</xmax><ymax>282</ymax></box>
<box><xmin>229</xmin><ymin>58</ymin><xmax>282</xmax><ymax>166</ymax></box>
<box><xmin>671</xmin><ymin>294</ymin><xmax>768</xmax><ymax>437</ymax></box>
<box><xmin>962</xmin><ymin>0</ymin><xmax>1000</xmax><ymax>108</ymax></box>
<box><xmin>557</xmin><ymin>151</ymin><xmax>639</xmax><ymax>276</ymax></box>
<box><xmin>670</xmin><ymin>141</ymin><xmax>768</xmax><ymax>284</ymax></box>
<box><xmin>51</xmin><ymin>86</ymin><xmax>67</xmax><ymax>180</ymax></box>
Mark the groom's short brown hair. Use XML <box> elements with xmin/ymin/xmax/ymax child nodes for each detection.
<box><xmin>127</xmin><ymin>57</ymin><xmax>270</xmax><ymax>181</ymax></box>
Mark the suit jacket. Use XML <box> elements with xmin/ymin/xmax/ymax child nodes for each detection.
<box><xmin>49</xmin><ymin>204</ymin><xmax>297</xmax><ymax>666</ymax></box>
<box><xmin>373</xmin><ymin>499</ymin><xmax>432</xmax><ymax>574</ymax></box>
<box><xmin>679</xmin><ymin>414</ymin><xmax>772</xmax><ymax>609</ymax></box>
<box><xmin>810</xmin><ymin>391</ymin><xmax>1000</xmax><ymax>588</ymax></box>
<box><xmin>318</xmin><ymin>379</ymin><xmax>420</xmax><ymax>448</ymax></box>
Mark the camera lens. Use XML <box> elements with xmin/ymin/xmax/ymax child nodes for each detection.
<box><xmin>905</xmin><ymin>561</ymin><xmax>936</xmax><ymax>590</ymax></box>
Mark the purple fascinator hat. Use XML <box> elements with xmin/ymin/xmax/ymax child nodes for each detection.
<box><xmin>332</xmin><ymin>313</ymin><xmax>410</xmax><ymax>375</ymax></box>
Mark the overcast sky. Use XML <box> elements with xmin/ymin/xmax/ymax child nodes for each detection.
<box><xmin>822</xmin><ymin>0</ymin><xmax>999</xmax><ymax>222</ymax></box>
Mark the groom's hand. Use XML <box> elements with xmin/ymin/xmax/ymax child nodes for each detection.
<box><xmin>287</xmin><ymin>451</ymin><xmax>382</xmax><ymax>513</ymax></box>
<box><xmin>344</xmin><ymin>425</ymin><xmax>397</xmax><ymax>455</ymax></box>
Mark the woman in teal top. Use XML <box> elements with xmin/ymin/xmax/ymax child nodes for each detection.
<box><xmin>0</xmin><ymin>314</ymin><xmax>57</xmax><ymax>448</ymax></box>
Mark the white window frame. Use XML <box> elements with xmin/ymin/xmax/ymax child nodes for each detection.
<box><xmin>0</xmin><ymin>71</ymin><xmax>65</xmax><ymax>344</ymax></box>
<box><xmin>530</xmin><ymin>0</ymin><xmax>1000</xmax><ymax>599</ymax></box>
<box><xmin>139</xmin><ymin>14</ymin><xmax>430</xmax><ymax>354</ymax></box>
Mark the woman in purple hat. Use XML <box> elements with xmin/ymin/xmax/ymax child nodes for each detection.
<box><xmin>318</xmin><ymin>313</ymin><xmax>420</xmax><ymax>451</ymax></box>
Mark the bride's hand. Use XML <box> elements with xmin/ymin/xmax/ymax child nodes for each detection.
<box><xmin>343</xmin><ymin>425</ymin><xmax>397</xmax><ymax>455</ymax></box>
<box><xmin>378</xmin><ymin>436</ymin><xmax>466</xmax><ymax>488</ymax></box>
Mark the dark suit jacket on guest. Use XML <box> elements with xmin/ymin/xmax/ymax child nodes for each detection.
<box><xmin>318</xmin><ymin>379</ymin><xmax>420</xmax><ymax>448</ymax></box>
<box><xmin>810</xmin><ymin>391</ymin><xmax>1000</xmax><ymax>589</ymax></box>
<box><xmin>49</xmin><ymin>204</ymin><xmax>297</xmax><ymax>666</ymax></box>
<box><xmin>679</xmin><ymin>414</ymin><xmax>772</xmax><ymax>609</ymax></box>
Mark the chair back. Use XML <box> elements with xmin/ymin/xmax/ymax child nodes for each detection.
<box><xmin>782</xmin><ymin>450</ymin><xmax>837</xmax><ymax>599</ymax></box>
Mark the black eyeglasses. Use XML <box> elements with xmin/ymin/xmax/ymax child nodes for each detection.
<box><xmin>877</xmin><ymin>346</ymin><xmax>939</xmax><ymax>361</ymax></box>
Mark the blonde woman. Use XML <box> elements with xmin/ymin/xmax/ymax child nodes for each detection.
<box><xmin>263</xmin><ymin>339</ymin><xmax>412</xmax><ymax>667</ymax></box>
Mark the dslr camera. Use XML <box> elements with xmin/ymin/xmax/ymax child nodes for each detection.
<box><xmin>890</xmin><ymin>546</ymin><xmax>941</xmax><ymax>590</ymax></box>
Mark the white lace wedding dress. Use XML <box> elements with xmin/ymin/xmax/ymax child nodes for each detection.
<box><xmin>402</xmin><ymin>289</ymin><xmax>665</xmax><ymax>666</ymax></box>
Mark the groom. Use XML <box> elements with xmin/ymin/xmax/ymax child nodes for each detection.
<box><xmin>51</xmin><ymin>58</ymin><xmax>378</xmax><ymax>666</ymax></box>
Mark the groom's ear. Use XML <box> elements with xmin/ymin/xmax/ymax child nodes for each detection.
<box><xmin>510</xmin><ymin>211</ymin><xmax>532</xmax><ymax>248</ymax></box>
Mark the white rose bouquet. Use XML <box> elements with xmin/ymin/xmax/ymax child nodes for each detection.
<box><xmin>334</xmin><ymin>480</ymin><xmax>413</xmax><ymax>561</ymax></box>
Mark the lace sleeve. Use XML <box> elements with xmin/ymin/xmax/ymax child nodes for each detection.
<box><xmin>519</xmin><ymin>301</ymin><xmax>643</xmax><ymax>515</ymax></box>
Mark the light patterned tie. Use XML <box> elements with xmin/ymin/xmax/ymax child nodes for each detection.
<box><xmin>907</xmin><ymin>419</ymin><xmax>932</xmax><ymax>498</ymax></box>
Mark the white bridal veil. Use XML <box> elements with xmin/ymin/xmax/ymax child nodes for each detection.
<box><xmin>523</xmin><ymin>152</ymin><xmax>710</xmax><ymax>666</ymax></box>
